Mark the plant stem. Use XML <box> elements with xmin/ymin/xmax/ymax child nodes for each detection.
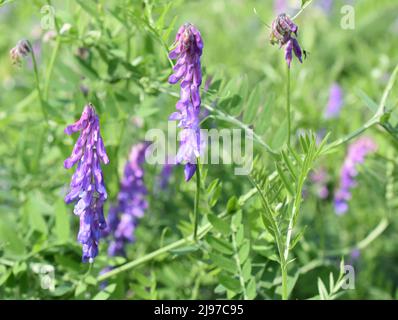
<box><xmin>281</xmin><ymin>263</ymin><xmax>288</xmax><ymax>300</ymax></box>
<box><xmin>97</xmin><ymin>188</ymin><xmax>257</xmax><ymax>282</ymax></box>
<box><xmin>44</xmin><ymin>36</ymin><xmax>61</xmax><ymax>101</ymax></box>
<box><xmin>194</xmin><ymin>159</ymin><xmax>201</xmax><ymax>241</ymax></box>
<box><xmin>28</xmin><ymin>41</ymin><xmax>47</xmax><ymax>123</ymax></box>
<box><xmin>286</xmin><ymin>65</ymin><xmax>291</xmax><ymax>147</ymax></box>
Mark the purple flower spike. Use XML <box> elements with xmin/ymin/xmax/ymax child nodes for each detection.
<box><xmin>334</xmin><ymin>137</ymin><xmax>377</xmax><ymax>215</ymax></box>
<box><xmin>168</xmin><ymin>23</ymin><xmax>205</xmax><ymax>181</ymax></box>
<box><xmin>103</xmin><ymin>143</ymin><xmax>149</xmax><ymax>257</ymax></box>
<box><xmin>64</xmin><ymin>103</ymin><xmax>109</xmax><ymax>263</ymax></box>
<box><xmin>270</xmin><ymin>14</ymin><xmax>303</xmax><ymax>68</ymax></box>
<box><xmin>324</xmin><ymin>83</ymin><xmax>344</xmax><ymax>119</ymax></box>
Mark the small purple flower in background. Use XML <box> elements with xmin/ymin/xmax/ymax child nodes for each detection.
<box><xmin>103</xmin><ymin>143</ymin><xmax>149</xmax><ymax>257</ymax></box>
<box><xmin>274</xmin><ymin>0</ymin><xmax>288</xmax><ymax>14</ymax></box>
<box><xmin>158</xmin><ymin>157</ymin><xmax>175</xmax><ymax>190</ymax></box>
<box><xmin>350</xmin><ymin>248</ymin><xmax>361</xmax><ymax>261</ymax></box>
<box><xmin>318</xmin><ymin>0</ymin><xmax>334</xmax><ymax>14</ymax></box>
<box><xmin>324</xmin><ymin>83</ymin><xmax>344</xmax><ymax>119</ymax></box>
<box><xmin>270</xmin><ymin>13</ymin><xmax>302</xmax><ymax>68</ymax></box>
<box><xmin>310</xmin><ymin>167</ymin><xmax>329</xmax><ymax>200</ymax></box>
<box><xmin>334</xmin><ymin>137</ymin><xmax>377</xmax><ymax>215</ymax></box>
<box><xmin>10</xmin><ymin>39</ymin><xmax>31</xmax><ymax>65</ymax></box>
<box><xmin>168</xmin><ymin>23</ymin><xmax>204</xmax><ymax>181</ymax></box>
<box><xmin>64</xmin><ymin>103</ymin><xmax>109</xmax><ymax>263</ymax></box>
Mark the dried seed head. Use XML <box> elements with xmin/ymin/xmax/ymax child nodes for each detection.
<box><xmin>10</xmin><ymin>39</ymin><xmax>31</xmax><ymax>65</ymax></box>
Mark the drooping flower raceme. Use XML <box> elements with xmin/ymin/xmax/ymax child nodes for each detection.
<box><xmin>324</xmin><ymin>83</ymin><xmax>344</xmax><ymax>119</ymax></box>
<box><xmin>64</xmin><ymin>104</ymin><xmax>109</xmax><ymax>263</ymax></box>
<box><xmin>10</xmin><ymin>39</ymin><xmax>31</xmax><ymax>65</ymax></box>
<box><xmin>103</xmin><ymin>143</ymin><xmax>149</xmax><ymax>257</ymax></box>
<box><xmin>270</xmin><ymin>13</ymin><xmax>303</xmax><ymax>68</ymax></box>
<box><xmin>334</xmin><ymin>137</ymin><xmax>377</xmax><ymax>215</ymax></box>
<box><xmin>168</xmin><ymin>23</ymin><xmax>204</xmax><ymax>181</ymax></box>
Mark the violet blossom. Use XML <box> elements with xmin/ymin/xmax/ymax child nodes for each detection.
<box><xmin>64</xmin><ymin>103</ymin><xmax>109</xmax><ymax>263</ymax></box>
<box><xmin>103</xmin><ymin>143</ymin><xmax>149</xmax><ymax>257</ymax></box>
<box><xmin>324</xmin><ymin>83</ymin><xmax>344</xmax><ymax>119</ymax></box>
<box><xmin>270</xmin><ymin>13</ymin><xmax>303</xmax><ymax>68</ymax></box>
<box><xmin>334</xmin><ymin>137</ymin><xmax>377</xmax><ymax>215</ymax></box>
<box><xmin>168</xmin><ymin>23</ymin><xmax>204</xmax><ymax>181</ymax></box>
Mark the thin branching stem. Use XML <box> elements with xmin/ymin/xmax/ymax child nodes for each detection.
<box><xmin>193</xmin><ymin>159</ymin><xmax>201</xmax><ymax>241</ymax></box>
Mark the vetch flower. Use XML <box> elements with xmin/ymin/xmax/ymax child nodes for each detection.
<box><xmin>324</xmin><ymin>83</ymin><xmax>344</xmax><ymax>119</ymax></box>
<box><xmin>64</xmin><ymin>103</ymin><xmax>109</xmax><ymax>263</ymax></box>
<box><xmin>103</xmin><ymin>143</ymin><xmax>149</xmax><ymax>257</ymax></box>
<box><xmin>10</xmin><ymin>39</ymin><xmax>31</xmax><ymax>65</ymax></box>
<box><xmin>334</xmin><ymin>137</ymin><xmax>377</xmax><ymax>215</ymax></box>
<box><xmin>158</xmin><ymin>157</ymin><xmax>175</xmax><ymax>190</ymax></box>
<box><xmin>168</xmin><ymin>23</ymin><xmax>204</xmax><ymax>181</ymax></box>
<box><xmin>310</xmin><ymin>167</ymin><xmax>329</xmax><ymax>200</ymax></box>
<box><xmin>270</xmin><ymin>13</ymin><xmax>303</xmax><ymax>68</ymax></box>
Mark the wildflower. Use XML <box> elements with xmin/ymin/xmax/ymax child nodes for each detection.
<box><xmin>168</xmin><ymin>23</ymin><xmax>204</xmax><ymax>181</ymax></box>
<box><xmin>64</xmin><ymin>103</ymin><xmax>109</xmax><ymax>263</ymax></box>
<box><xmin>270</xmin><ymin>13</ymin><xmax>302</xmax><ymax>68</ymax></box>
<box><xmin>158</xmin><ymin>157</ymin><xmax>175</xmax><ymax>190</ymax></box>
<box><xmin>310</xmin><ymin>167</ymin><xmax>329</xmax><ymax>200</ymax></box>
<box><xmin>10</xmin><ymin>39</ymin><xmax>31</xmax><ymax>65</ymax></box>
<box><xmin>104</xmin><ymin>143</ymin><xmax>149</xmax><ymax>257</ymax></box>
<box><xmin>324</xmin><ymin>83</ymin><xmax>344</xmax><ymax>119</ymax></box>
<box><xmin>334</xmin><ymin>137</ymin><xmax>377</xmax><ymax>215</ymax></box>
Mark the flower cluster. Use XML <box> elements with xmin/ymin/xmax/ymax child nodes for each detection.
<box><xmin>168</xmin><ymin>23</ymin><xmax>204</xmax><ymax>181</ymax></box>
<box><xmin>103</xmin><ymin>143</ymin><xmax>149</xmax><ymax>257</ymax></box>
<box><xmin>10</xmin><ymin>39</ymin><xmax>31</xmax><ymax>65</ymax></box>
<box><xmin>270</xmin><ymin>13</ymin><xmax>303</xmax><ymax>68</ymax></box>
<box><xmin>324</xmin><ymin>83</ymin><xmax>344</xmax><ymax>119</ymax></box>
<box><xmin>334</xmin><ymin>137</ymin><xmax>377</xmax><ymax>215</ymax></box>
<box><xmin>64</xmin><ymin>104</ymin><xmax>109</xmax><ymax>263</ymax></box>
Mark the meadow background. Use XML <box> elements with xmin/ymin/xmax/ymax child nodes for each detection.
<box><xmin>1</xmin><ymin>0</ymin><xmax>398</xmax><ymax>300</ymax></box>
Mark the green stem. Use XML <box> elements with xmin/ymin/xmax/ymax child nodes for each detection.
<box><xmin>286</xmin><ymin>65</ymin><xmax>291</xmax><ymax>147</ymax></box>
<box><xmin>194</xmin><ymin>159</ymin><xmax>201</xmax><ymax>241</ymax></box>
<box><xmin>28</xmin><ymin>41</ymin><xmax>47</xmax><ymax>123</ymax></box>
<box><xmin>44</xmin><ymin>36</ymin><xmax>61</xmax><ymax>101</ymax></box>
<box><xmin>232</xmin><ymin>229</ymin><xmax>248</xmax><ymax>300</ymax></box>
<box><xmin>97</xmin><ymin>188</ymin><xmax>257</xmax><ymax>282</ymax></box>
<box><xmin>281</xmin><ymin>264</ymin><xmax>288</xmax><ymax>300</ymax></box>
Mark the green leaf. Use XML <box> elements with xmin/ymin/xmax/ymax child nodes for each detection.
<box><xmin>209</xmin><ymin>252</ymin><xmax>237</xmax><ymax>274</ymax></box>
<box><xmin>208</xmin><ymin>214</ymin><xmax>230</xmax><ymax>235</ymax></box>
<box><xmin>276</xmin><ymin>163</ymin><xmax>294</xmax><ymax>196</ymax></box>
<box><xmin>92</xmin><ymin>283</ymin><xmax>117</xmax><ymax>300</ymax></box>
<box><xmin>243</xmin><ymin>85</ymin><xmax>261</xmax><ymax>124</ymax></box>
<box><xmin>218</xmin><ymin>273</ymin><xmax>241</xmax><ymax>292</ymax></box>
<box><xmin>238</xmin><ymin>240</ymin><xmax>250</xmax><ymax>263</ymax></box>
<box><xmin>270</xmin><ymin>119</ymin><xmax>288</xmax><ymax>150</ymax></box>
<box><xmin>231</xmin><ymin>210</ymin><xmax>242</xmax><ymax>229</ymax></box>
<box><xmin>23</xmin><ymin>195</ymin><xmax>48</xmax><ymax>235</ymax></box>
<box><xmin>226</xmin><ymin>196</ymin><xmax>239</xmax><ymax>214</ymax></box>
<box><xmin>206</xmin><ymin>235</ymin><xmax>234</xmax><ymax>255</ymax></box>
<box><xmin>255</xmin><ymin>93</ymin><xmax>274</xmax><ymax>135</ymax></box>
<box><xmin>0</xmin><ymin>221</ymin><xmax>25</xmax><ymax>258</ymax></box>
<box><xmin>317</xmin><ymin>278</ymin><xmax>328</xmax><ymax>300</ymax></box>
<box><xmin>241</xmin><ymin>259</ymin><xmax>252</xmax><ymax>282</ymax></box>
<box><xmin>356</xmin><ymin>89</ymin><xmax>378</xmax><ymax>113</ymax></box>
<box><xmin>246</xmin><ymin>277</ymin><xmax>257</xmax><ymax>300</ymax></box>
<box><xmin>54</xmin><ymin>199</ymin><xmax>70</xmax><ymax>242</ymax></box>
